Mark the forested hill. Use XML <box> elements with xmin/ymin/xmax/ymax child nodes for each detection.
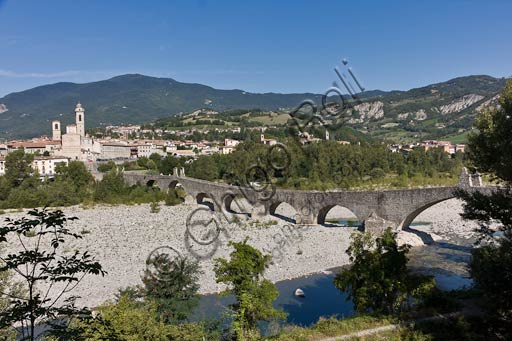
<box><xmin>0</xmin><ymin>74</ymin><xmax>507</xmax><ymax>140</ymax></box>
<box><xmin>0</xmin><ymin>74</ymin><xmax>320</xmax><ymax>138</ymax></box>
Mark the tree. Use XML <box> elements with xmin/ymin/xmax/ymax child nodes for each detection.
<box><xmin>158</xmin><ymin>155</ymin><xmax>180</xmax><ymax>175</ymax></box>
<box><xmin>455</xmin><ymin>80</ymin><xmax>512</xmax><ymax>335</ymax></box>
<box><xmin>68</xmin><ymin>293</ymin><xmax>212</xmax><ymax>341</ymax></box>
<box><xmin>214</xmin><ymin>239</ymin><xmax>286</xmax><ymax>340</ymax></box>
<box><xmin>0</xmin><ymin>209</ymin><xmax>106</xmax><ymax>340</ymax></box>
<box><xmin>94</xmin><ymin>169</ymin><xmax>129</xmax><ymax>203</ymax></box>
<box><xmin>334</xmin><ymin>228</ymin><xmax>434</xmax><ymax>314</ymax></box>
<box><xmin>187</xmin><ymin>156</ymin><xmax>218</xmax><ymax>181</ymax></box>
<box><xmin>0</xmin><ymin>245</ymin><xmax>24</xmax><ymax>340</ymax></box>
<box><xmin>97</xmin><ymin>161</ymin><xmax>116</xmax><ymax>173</ymax></box>
<box><xmin>149</xmin><ymin>153</ymin><xmax>162</xmax><ymax>163</ymax></box>
<box><xmin>4</xmin><ymin>150</ymin><xmax>34</xmax><ymax>187</ymax></box>
<box><xmin>136</xmin><ymin>156</ymin><xmax>150</xmax><ymax>169</ymax></box>
<box><xmin>465</xmin><ymin>80</ymin><xmax>512</xmax><ymax>182</ymax></box>
<box><xmin>55</xmin><ymin>161</ymin><xmax>94</xmax><ymax>194</ymax></box>
<box><xmin>141</xmin><ymin>254</ymin><xmax>201</xmax><ymax>323</ymax></box>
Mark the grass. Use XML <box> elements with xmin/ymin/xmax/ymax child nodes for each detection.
<box><xmin>274</xmin><ymin>310</ymin><xmax>486</xmax><ymax>340</ymax></box>
<box><xmin>442</xmin><ymin>131</ymin><xmax>471</xmax><ymax>144</ymax></box>
<box><xmin>273</xmin><ymin>315</ymin><xmax>397</xmax><ymax>340</ymax></box>
<box><xmin>250</xmin><ymin>113</ymin><xmax>291</xmax><ymax>125</ymax></box>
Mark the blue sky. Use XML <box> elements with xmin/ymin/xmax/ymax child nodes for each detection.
<box><xmin>0</xmin><ymin>0</ymin><xmax>511</xmax><ymax>97</ymax></box>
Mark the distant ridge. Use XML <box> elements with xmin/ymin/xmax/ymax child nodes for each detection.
<box><xmin>0</xmin><ymin>74</ymin><xmax>507</xmax><ymax>139</ymax></box>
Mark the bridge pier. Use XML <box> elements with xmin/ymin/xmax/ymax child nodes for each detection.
<box><xmin>363</xmin><ymin>212</ymin><xmax>399</xmax><ymax>235</ymax></box>
<box><xmin>251</xmin><ymin>203</ymin><xmax>267</xmax><ymax>219</ymax></box>
<box><xmin>295</xmin><ymin>207</ymin><xmax>316</xmax><ymax>225</ymax></box>
<box><xmin>184</xmin><ymin>194</ymin><xmax>195</xmax><ymax>204</ymax></box>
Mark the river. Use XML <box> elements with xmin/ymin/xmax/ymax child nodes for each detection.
<box><xmin>193</xmin><ymin>224</ymin><xmax>474</xmax><ymax>328</ymax></box>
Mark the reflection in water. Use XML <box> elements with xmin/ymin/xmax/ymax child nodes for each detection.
<box><xmin>193</xmin><ymin>229</ymin><xmax>475</xmax><ymax>329</ymax></box>
<box><xmin>193</xmin><ymin>271</ymin><xmax>355</xmax><ymax>328</ymax></box>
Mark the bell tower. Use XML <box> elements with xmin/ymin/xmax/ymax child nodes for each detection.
<box><xmin>75</xmin><ymin>102</ymin><xmax>85</xmax><ymax>137</ymax></box>
<box><xmin>52</xmin><ymin>120</ymin><xmax>61</xmax><ymax>141</ymax></box>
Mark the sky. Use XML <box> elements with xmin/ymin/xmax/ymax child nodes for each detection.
<box><xmin>0</xmin><ymin>0</ymin><xmax>511</xmax><ymax>97</ymax></box>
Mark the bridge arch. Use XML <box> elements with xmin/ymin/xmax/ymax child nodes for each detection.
<box><xmin>168</xmin><ymin>180</ymin><xmax>182</xmax><ymax>190</ymax></box>
<box><xmin>269</xmin><ymin>201</ymin><xmax>297</xmax><ymax>223</ymax></box>
<box><xmin>223</xmin><ymin>193</ymin><xmax>252</xmax><ymax>216</ymax></box>
<box><xmin>196</xmin><ymin>193</ymin><xmax>216</xmax><ymax>211</ymax></box>
<box><xmin>146</xmin><ymin>179</ymin><xmax>158</xmax><ymax>188</ymax></box>
<box><xmin>317</xmin><ymin>204</ymin><xmax>360</xmax><ymax>226</ymax></box>
<box><xmin>399</xmin><ymin>196</ymin><xmax>456</xmax><ymax>229</ymax></box>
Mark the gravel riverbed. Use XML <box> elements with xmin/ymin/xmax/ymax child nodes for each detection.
<box><xmin>0</xmin><ymin>198</ymin><xmax>476</xmax><ymax>308</ymax></box>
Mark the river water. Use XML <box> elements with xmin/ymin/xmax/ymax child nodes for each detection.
<box><xmin>193</xmin><ymin>223</ymin><xmax>474</xmax><ymax>328</ymax></box>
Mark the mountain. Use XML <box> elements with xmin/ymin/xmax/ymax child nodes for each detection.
<box><xmin>0</xmin><ymin>74</ymin><xmax>507</xmax><ymax>140</ymax></box>
<box><xmin>0</xmin><ymin>74</ymin><xmax>322</xmax><ymax>138</ymax></box>
<box><xmin>347</xmin><ymin>75</ymin><xmax>507</xmax><ymax>141</ymax></box>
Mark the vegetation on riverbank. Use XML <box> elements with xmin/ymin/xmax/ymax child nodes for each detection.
<box><xmin>0</xmin><ymin>151</ymin><xmax>171</xmax><ymax>209</ymax></box>
<box><xmin>182</xmin><ymin>139</ymin><xmax>464</xmax><ymax>191</ymax></box>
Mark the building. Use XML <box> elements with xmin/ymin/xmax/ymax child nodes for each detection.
<box><xmin>220</xmin><ymin>138</ymin><xmax>240</xmax><ymax>154</ymax></box>
<box><xmin>419</xmin><ymin>140</ymin><xmax>466</xmax><ymax>155</ymax></box>
<box><xmin>51</xmin><ymin>103</ymin><xmax>102</xmax><ymax>161</ymax></box>
<box><xmin>260</xmin><ymin>134</ymin><xmax>277</xmax><ymax>146</ymax></box>
<box><xmin>0</xmin><ymin>155</ymin><xmax>69</xmax><ymax>177</ymax></box>
<box><xmin>169</xmin><ymin>149</ymin><xmax>195</xmax><ymax>157</ymax></box>
<box><xmin>51</xmin><ymin>103</ymin><xmax>101</xmax><ymax>161</ymax></box>
<box><xmin>100</xmin><ymin>142</ymin><xmax>132</xmax><ymax>159</ymax></box>
<box><xmin>31</xmin><ymin>156</ymin><xmax>69</xmax><ymax>176</ymax></box>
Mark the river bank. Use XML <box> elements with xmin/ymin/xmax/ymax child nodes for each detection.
<box><xmin>0</xmin><ymin>198</ymin><xmax>477</xmax><ymax>308</ymax></box>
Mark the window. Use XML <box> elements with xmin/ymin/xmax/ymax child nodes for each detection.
<box><xmin>54</xmin><ymin>123</ymin><xmax>58</xmax><ymax>129</ymax></box>
<box><xmin>78</xmin><ymin>115</ymin><xmax>82</xmax><ymax>122</ymax></box>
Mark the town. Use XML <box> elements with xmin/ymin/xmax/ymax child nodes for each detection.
<box><xmin>1</xmin><ymin>1</ymin><xmax>510</xmax><ymax>340</ymax></box>
<box><xmin>0</xmin><ymin>102</ymin><xmax>466</xmax><ymax>177</ymax></box>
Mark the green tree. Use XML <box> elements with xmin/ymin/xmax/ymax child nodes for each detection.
<box><xmin>4</xmin><ymin>150</ymin><xmax>34</xmax><ymax>187</ymax></box>
<box><xmin>142</xmin><ymin>254</ymin><xmax>201</xmax><ymax>323</ymax></box>
<box><xmin>455</xmin><ymin>80</ymin><xmax>512</xmax><ymax>335</ymax></box>
<box><xmin>0</xmin><ymin>245</ymin><xmax>24</xmax><ymax>340</ymax></box>
<box><xmin>158</xmin><ymin>155</ymin><xmax>180</xmax><ymax>175</ymax></box>
<box><xmin>465</xmin><ymin>80</ymin><xmax>512</xmax><ymax>181</ymax></box>
<box><xmin>149</xmin><ymin>153</ymin><xmax>162</xmax><ymax>163</ymax></box>
<box><xmin>165</xmin><ymin>189</ymin><xmax>182</xmax><ymax>206</ymax></box>
<box><xmin>97</xmin><ymin>160</ymin><xmax>116</xmax><ymax>173</ymax></box>
<box><xmin>214</xmin><ymin>239</ymin><xmax>286</xmax><ymax>340</ymax></box>
<box><xmin>94</xmin><ymin>169</ymin><xmax>129</xmax><ymax>203</ymax></box>
<box><xmin>137</xmin><ymin>156</ymin><xmax>150</xmax><ymax>169</ymax></box>
<box><xmin>334</xmin><ymin>228</ymin><xmax>434</xmax><ymax>314</ymax></box>
<box><xmin>56</xmin><ymin>160</ymin><xmax>94</xmax><ymax>193</ymax></box>
<box><xmin>187</xmin><ymin>156</ymin><xmax>218</xmax><ymax>181</ymax></box>
<box><xmin>0</xmin><ymin>209</ymin><xmax>106</xmax><ymax>340</ymax></box>
<box><xmin>69</xmin><ymin>293</ymin><xmax>208</xmax><ymax>340</ymax></box>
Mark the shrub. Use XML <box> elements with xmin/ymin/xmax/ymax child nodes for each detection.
<box><xmin>150</xmin><ymin>200</ymin><xmax>160</xmax><ymax>213</ymax></box>
<box><xmin>165</xmin><ymin>189</ymin><xmax>182</xmax><ymax>206</ymax></box>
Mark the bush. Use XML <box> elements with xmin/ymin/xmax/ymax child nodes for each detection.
<box><xmin>334</xmin><ymin>228</ymin><xmax>435</xmax><ymax>314</ymax></box>
<box><xmin>97</xmin><ymin>161</ymin><xmax>116</xmax><ymax>173</ymax></box>
<box><xmin>165</xmin><ymin>189</ymin><xmax>182</xmax><ymax>206</ymax></box>
<box><xmin>150</xmin><ymin>200</ymin><xmax>160</xmax><ymax>213</ymax></box>
<box><xmin>369</xmin><ymin>167</ymin><xmax>386</xmax><ymax>179</ymax></box>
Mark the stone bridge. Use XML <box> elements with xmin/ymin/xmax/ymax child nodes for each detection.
<box><xmin>123</xmin><ymin>167</ymin><xmax>491</xmax><ymax>234</ymax></box>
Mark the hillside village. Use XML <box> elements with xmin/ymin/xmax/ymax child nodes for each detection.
<box><xmin>0</xmin><ymin>102</ymin><xmax>467</xmax><ymax>178</ymax></box>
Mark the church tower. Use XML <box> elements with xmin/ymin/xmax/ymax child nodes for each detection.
<box><xmin>52</xmin><ymin>120</ymin><xmax>61</xmax><ymax>141</ymax></box>
<box><xmin>75</xmin><ymin>102</ymin><xmax>85</xmax><ymax>137</ymax></box>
